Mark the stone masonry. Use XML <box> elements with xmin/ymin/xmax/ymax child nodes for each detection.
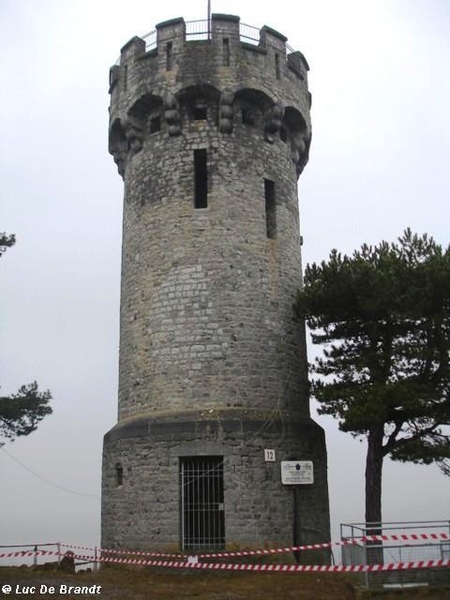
<box><xmin>102</xmin><ymin>14</ymin><xmax>330</xmax><ymax>552</ymax></box>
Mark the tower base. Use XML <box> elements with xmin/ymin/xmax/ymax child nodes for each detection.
<box><xmin>101</xmin><ymin>409</ymin><xmax>330</xmax><ymax>552</ymax></box>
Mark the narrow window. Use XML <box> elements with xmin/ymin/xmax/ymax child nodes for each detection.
<box><xmin>223</xmin><ymin>38</ymin><xmax>230</xmax><ymax>66</ymax></box>
<box><xmin>122</xmin><ymin>65</ymin><xmax>128</xmax><ymax>91</ymax></box>
<box><xmin>193</xmin><ymin>106</ymin><xmax>207</xmax><ymax>120</ymax></box>
<box><xmin>275</xmin><ymin>53</ymin><xmax>281</xmax><ymax>80</ymax></box>
<box><xmin>180</xmin><ymin>456</ymin><xmax>225</xmax><ymax>550</ymax></box>
<box><xmin>115</xmin><ymin>463</ymin><xmax>123</xmax><ymax>487</ymax></box>
<box><xmin>194</xmin><ymin>149</ymin><xmax>208</xmax><ymax>208</ymax></box>
<box><xmin>264</xmin><ymin>179</ymin><xmax>276</xmax><ymax>239</ymax></box>
<box><xmin>166</xmin><ymin>42</ymin><xmax>173</xmax><ymax>71</ymax></box>
<box><xmin>149</xmin><ymin>116</ymin><xmax>161</xmax><ymax>133</ymax></box>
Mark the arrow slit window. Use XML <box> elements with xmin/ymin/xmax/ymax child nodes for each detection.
<box><xmin>264</xmin><ymin>178</ymin><xmax>277</xmax><ymax>239</ymax></box>
<box><xmin>194</xmin><ymin>149</ymin><xmax>208</xmax><ymax>208</ymax></box>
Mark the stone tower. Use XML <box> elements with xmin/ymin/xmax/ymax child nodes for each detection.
<box><xmin>102</xmin><ymin>14</ymin><xmax>329</xmax><ymax>552</ymax></box>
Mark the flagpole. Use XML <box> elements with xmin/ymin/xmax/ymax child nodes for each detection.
<box><xmin>207</xmin><ymin>0</ymin><xmax>211</xmax><ymax>40</ymax></box>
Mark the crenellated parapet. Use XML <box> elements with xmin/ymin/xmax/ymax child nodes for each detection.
<box><xmin>108</xmin><ymin>14</ymin><xmax>311</xmax><ymax>179</ymax></box>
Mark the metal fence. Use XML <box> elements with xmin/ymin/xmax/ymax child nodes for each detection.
<box><xmin>239</xmin><ymin>23</ymin><xmax>261</xmax><ymax>46</ymax></box>
<box><xmin>141</xmin><ymin>29</ymin><xmax>157</xmax><ymax>52</ymax></box>
<box><xmin>186</xmin><ymin>20</ymin><xmax>210</xmax><ymax>42</ymax></box>
<box><xmin>341</xmin><ymin>520</ymin><xmax>450</xmax><ymax>589</ymax></box>
<box><xmin>0</xmin><ymin>542</ymin><xmax>97</xmax><ymax>571</ymax></box>
<box><xmin>0</xmin><ymin>543</ymin><xmax>60</xmax><ymax>568</ymax></box>
<box><xmin>122</xmin><ymin>20</ymin><xmax>297</xmax><ymax>58</ymax></box>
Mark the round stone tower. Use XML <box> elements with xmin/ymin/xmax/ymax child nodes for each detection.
<box><xmin>102</xmin><ymin>14</ymin><xmax>330</xmax><ymax>552</ymax></box>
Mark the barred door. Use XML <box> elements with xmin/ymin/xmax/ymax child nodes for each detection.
<box><xmin>180</xmin><ymin>456</ymin><xmax>225</xmax><ymax>550</ymax></box>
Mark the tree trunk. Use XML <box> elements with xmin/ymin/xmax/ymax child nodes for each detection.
<box><xmin>365</xmin><ymin>425</ymin><xmax>384</xmax><ymax>564</ymax></box>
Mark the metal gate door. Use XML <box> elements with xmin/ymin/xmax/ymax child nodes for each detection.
<box><xmin>180</xmin><ymin>456</ymin><xmax>225</xmax><ymax>550</ymax></box>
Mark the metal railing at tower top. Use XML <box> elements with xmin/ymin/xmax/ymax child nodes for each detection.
<box><xmin>141</xmin><ymin>29</ymin><xmax>157</xmax><ymax>51</ymax></box>
<box><xmin>127</xmin><ymin>19</ymin><xmax>296</xmax><ymax>56</ymax></box>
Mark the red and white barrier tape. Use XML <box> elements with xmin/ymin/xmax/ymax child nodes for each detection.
<box><xmin>362</xmin><ymin>533</ymin><xmax>450</xmax><ymax>543</ymax></box>
<box><xmin>198</xmin><ymin>539</ymin><xmax>353</xmax><ymax>559</ymax></box>
<box><xmin>0</xmin><ymin>550</ymin><xmax>56</xmax><ymax>560</ymax></box>
<box><xmin>198</xmin><ymin>532</ymin><xmax>450</xmax><ymax>559</ymax></box>
<box><xmin>2</xmin><ymin>548</ymin><xmax>449</xmax><ymax>573</ymax></box>
<box><xmin>61</xmin><ymin>542</ymin><xmax>333</xmax><ymax>559</ymax></box>
<box><xmin>60</xmin><ymin>543</ymin><xmax>184</xmax><ymax>559</ymax></box>
<box><xmin>0</xmin><ymin>546</ymin><xmax>185</xmax><ymax>561</ymax></box>
<box><xmin>60</xmin><ymin>552</ymin><xmax>450</xmax><ymax>573</ymax></box>
<box><xmin>60</xmin><ymin>531</ymin><xmax>450</xmax><ymax>561</ymax></box>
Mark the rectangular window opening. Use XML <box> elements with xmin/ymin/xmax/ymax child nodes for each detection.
<box><xmin>264</xmin><ymin>178</ymin><xmax>277</xmax><ymax>239</ymax></box>
<box><xmin>194</xmin><ymin>149</ymin><xmax>208</xmax><ymax>209</ymax></box>
<box><xmin>180</xmin><ymin>456</ymin><xmax>225</xmax><ymax>551</ymax></box>
<box><xmin>122</xmin><ymin>65</ymin><xmax>128</xmax><ymax>91</ymax></box>
<box><xmin>223</xmin><ymin>38</ymin><xmax>230</xmax><ymax>66</ymax></box>
<box><xmin>149</xmin><ymin>116</ymin><xmax>161</xmax><ymax>134</ymax></box>
<box><xmin>166</xmin><ymin>42</ymin><xmax>173</xmax><ymax>71</ymax></box>
<box><xmin>275</xmin><ymin>53</ymin><xmax>281</xmax><ymax>80</ymax></box>
<box><xmin>115</xmin><ymin>463</ymin><xmax>123</xmax><ymax>487</ymax></box>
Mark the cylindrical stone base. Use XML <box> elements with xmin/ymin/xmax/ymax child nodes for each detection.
<box><xmin>101</xmin><ymin>410</ymin><xmax>330</xmax><ymax>551</ymax></box>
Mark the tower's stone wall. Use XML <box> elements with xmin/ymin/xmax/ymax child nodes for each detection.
<box><xmin>102</xmin><ymin>14</ymin><xmax>329</xmax><ymax>552</ymax></box>
<box><xmin>103</xmin><ymin>414</ymin><xmax>329</xmax><ymax>549</ymax></box>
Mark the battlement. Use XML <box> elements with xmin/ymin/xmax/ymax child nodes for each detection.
<box><xmin>112</xmin><ymin>15</ymin><xmax>309</xmax><ymax>77</ymax></box>
<box><xmin>108</xmin><ymin>14</ymin><xmax>312</xmax><ymax>181</ymax></box>
<box><xmin>108</xmin><ymin>14</ymin><xmax>310</xmax><ymax>113</ymax></box>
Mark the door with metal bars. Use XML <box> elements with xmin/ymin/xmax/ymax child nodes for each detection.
<box><xmin>180</xmin><ymin>456</ymin><xmax>225</xmax><ymax>550</ymax></box>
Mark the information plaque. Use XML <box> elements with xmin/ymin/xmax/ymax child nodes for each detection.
<box><xmin>281</xmin><ymin>461</ymin><xmax>314</xmax><ymax>485</ymax></box>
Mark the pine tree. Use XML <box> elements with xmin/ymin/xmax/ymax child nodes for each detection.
<box><xmin>1</xmin><ymin>232</ymin><xmax>53</xmax><ymax>445</ymax></box>
<box><xmin>295</xmin><ymin>229</ymin><xmax>450</xmax><ymax>525</ymax></box>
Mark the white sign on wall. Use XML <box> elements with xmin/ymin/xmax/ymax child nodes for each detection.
<box><xmin>264</xmin><ymin>449</ymin><xmax>276</xmax><ymax>462</ymax></box>
<box><xmin>281</xmin><ymin>461</ymin><xmax>314</xmax><ymax>485</ymax></box>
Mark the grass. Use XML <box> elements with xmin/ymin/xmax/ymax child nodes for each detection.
<box><xmin>1</xmin><ymin>565</ymin><xmax>449</xmax><ymax>599</ymax></box>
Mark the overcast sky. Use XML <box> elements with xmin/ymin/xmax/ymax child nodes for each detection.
<box><xmin>1</xmin><ymin>0</ymin><xmax>449</xmax><ymax>556</ymax></box>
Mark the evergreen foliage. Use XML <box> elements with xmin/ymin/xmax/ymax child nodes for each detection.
<box><xmin>0</xmin><ymin>382</ymin><xmax>52</xmax><ymax>445</ymax></box>
<box><xmin>0</xmin><ymin>232</ymin><xmax>16</xmax><ymax>257</ymax></box>
<box><xmin>295</xmin><ymin>229</ymin><xmax>450</xmax><ymax>523</ymax></box>
<box><xmin>1</xmin><ymin>231</ymin><xmax>53</xmax><ymax>445</ymax></box>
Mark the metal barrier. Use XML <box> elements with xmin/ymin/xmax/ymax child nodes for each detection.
<box><xmin>341</xmin><ymin>520</ymin><xmax>450</xmax><ymax>589</ymax></box>
<box><xmin>0</xmin><ymin>542</ymin><xmax>98</xmax><ymax>571</ymax></box>
<box><xmin>0</xmin><ymin>543</ymin><xmax>60</xmax><ymax>568</ymax></box>
<box><xmin>141</xmin><ymin>30</ymin><xmax>157</xmax><ymax>52</ymax></box>
<box><xmin>186</xmin><ymin>20</ymin><xmax>210</xmax><ymax>42</ymax></box>
<box><xmin>116</xmin><ymin>19</ymin><xmax>298</xmax><ymax>64</ymax></box>
<box><xmin>239</xmin><ymin>23</ymin><xmax>261</xmax><ymax>46</ymax></box>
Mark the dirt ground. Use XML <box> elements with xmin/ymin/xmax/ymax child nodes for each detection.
<box><xmin>0</xmin><ymin>566</ymin><xmax>449</xmax><ymax>600</ymax></box>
